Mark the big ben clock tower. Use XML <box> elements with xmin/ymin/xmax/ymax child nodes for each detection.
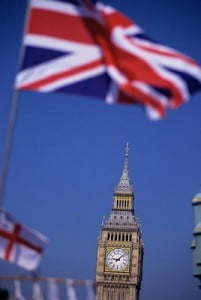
<box><xmin>96</xmin><ymin>144</ymin><xmax>143</xmax><ymax>300</ymax></box>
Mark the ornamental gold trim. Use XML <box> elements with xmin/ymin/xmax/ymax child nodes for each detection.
<box><xmin>104</xmin><ymin>247</ymin><xmax>130</xmax><ymax>273</ymax></box>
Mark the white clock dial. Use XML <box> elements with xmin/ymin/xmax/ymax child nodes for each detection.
<box><xmin>106</xmin><ymin>248</ymin><xmax>129</xmax><ymax>271</ymax></box>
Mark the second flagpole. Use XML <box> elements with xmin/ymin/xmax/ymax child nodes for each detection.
<box><xmin>0</xmin><ymin>91</ymin><xmax>20</xmax><ymax>208</ymax></box>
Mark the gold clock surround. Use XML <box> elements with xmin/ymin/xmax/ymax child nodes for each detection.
<box><xmin>105</xmin><ymin>247</ymin><xmax>130</xmax><ymax>273</ymax></box>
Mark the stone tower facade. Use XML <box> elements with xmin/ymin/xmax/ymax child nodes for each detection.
<box><xmin>191</xmin><ymin>189</ymin><xmax>201</xmax><ymax>285</ymax></box>
<box><xmin>96</xmin><ymin>144</ymin><xmax>143</xmax><ymax>300</ymax></box>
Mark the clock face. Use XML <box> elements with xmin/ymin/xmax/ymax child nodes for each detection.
<box><xmin>106</xmin><ymin>248</ymin><xmax>129</xmax><ymax>271</ymax></box>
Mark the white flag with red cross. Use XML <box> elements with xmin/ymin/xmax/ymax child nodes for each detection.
<box><xmin>0</xmin><ymin>209</ymin><xmax>48</xmax><ymax>270</ymax></box>
<box><xmin>14</xmin><ymin>280</ymin><xmax>27</xmax><ymax>300</ymax></box>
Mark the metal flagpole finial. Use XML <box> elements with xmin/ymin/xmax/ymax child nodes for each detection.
<box><xmin>125</xmin><ymin>142</ymin><xmax>129</xmax><ymax>157</ymax></box>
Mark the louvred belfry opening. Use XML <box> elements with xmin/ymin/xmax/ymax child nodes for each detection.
<box><xmin>113</xmin><ymin>142</ymin><xmax>134</xmax><ymax>213</ymax></box>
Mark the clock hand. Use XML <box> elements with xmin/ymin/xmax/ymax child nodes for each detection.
<box><xmin>116</xmin><ymin>253</ymin><xmax>127</xmax><ymax>261</ymax></box>
<box><xmin>112</xmin><ymin>257</ymin><xmax>120</xmax><ymax>262</ymax></box>
<box><xmin>113</xmin><ymin>253</ymin><xmax>127</xmax><ymax>262</ymax></box>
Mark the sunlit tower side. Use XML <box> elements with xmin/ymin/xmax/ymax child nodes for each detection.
<box><xmin>191</xmin><ymin>189</ymin><xmax>201</xmax><ymax>288</ymax></box>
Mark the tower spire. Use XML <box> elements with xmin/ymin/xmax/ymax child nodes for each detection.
<box><xmin>115</xmin><ymin>142</ymin><xmax>133</xmax><ymax>195</ymax></box>
<box><xmin>125</xmin><ymin>141</ymin><xmax>129</xmax><ymax>157</ymax></box>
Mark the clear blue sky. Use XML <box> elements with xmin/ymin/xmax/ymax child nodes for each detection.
<box><xmin>0</xmin><ymin>0</ymin><xmax>201</xmax><ymax>299</ymax></box>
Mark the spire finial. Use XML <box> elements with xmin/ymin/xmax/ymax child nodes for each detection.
<box><xmin>125</xmin><ymin>142</ymin><xmax>129</xmax><ymax>157</ymax></box>
<box><xmin>115</xmin><ymin>143</ymin><xmax>133</xmax><ymax>194</ymax></box>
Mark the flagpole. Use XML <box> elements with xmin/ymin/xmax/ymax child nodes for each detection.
<box><xmin>0</xmin><ymin>90</ymin><xmax>20</xmax><ymax>208</ymax></box>
<box><xmin>0</xmin><ymin>1</ymin><xmax>31</xmax><ymax>209</ymax></box>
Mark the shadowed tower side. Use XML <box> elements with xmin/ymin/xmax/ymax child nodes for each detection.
<box><xmin>96</xmin><ymin>143</ymin><xmax>143</xmax><ymax>300</ymax></box>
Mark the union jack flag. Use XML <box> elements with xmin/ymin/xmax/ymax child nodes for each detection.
<box><xmin>15</xmin><ymin>0</ymin><xmax>201</xmax><ymax>119</ymax></box>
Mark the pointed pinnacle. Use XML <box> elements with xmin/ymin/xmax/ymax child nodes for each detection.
<box><xmin>115</xmin><ymin>143</ymin><xmax>133</xmax><ymax>194</ymax></box>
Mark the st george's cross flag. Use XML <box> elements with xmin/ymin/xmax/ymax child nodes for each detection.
<box><xmin>32</xmin><ymin>282</ymin><xmax>44</xmax><ymax>300</ymax></box>
<box><xmin>48</xmin><ymin>278</ymin><xmax>60</xmax><ymax>300</ymax></box>
<box><xmin>15</xmin><ymin>0</ymin><xmax>201</xmax><ymax>119</ymax></box>
<box><xmin>14</xmin><ymin>280</ymin><xmax>27</xmax><ymax>300</ymax></box>
<box><xmin>85</xmin><ymin>280</ymin><xmax>96</xmax><ymax>300</ymax></box>
<box><xmin>0</xmin><ymin>209</ymin><xmax>48</xmax><ymax>270</ymax></box>
<box><xmin>66</xmin><ymin>279</ymin><xmax>78</xmax><ymax>300</ymax></box>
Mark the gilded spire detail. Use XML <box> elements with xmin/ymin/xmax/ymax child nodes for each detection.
<box><xmin>115</xmin><ymin>142</ymin><xmax>133</xmax><ymax>194</ymax></box>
